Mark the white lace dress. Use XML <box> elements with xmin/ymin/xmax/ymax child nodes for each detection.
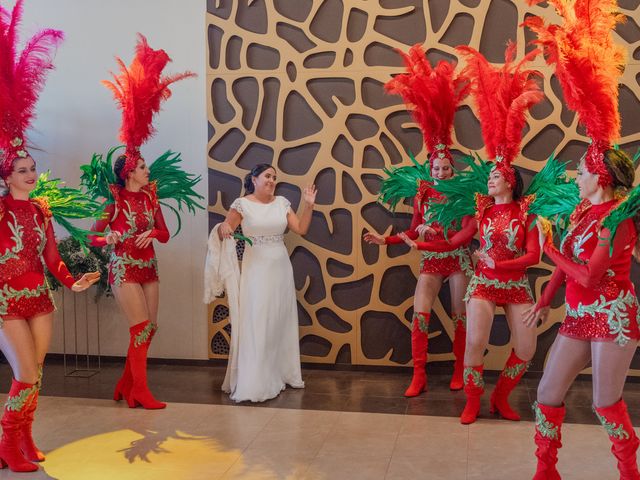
<box><xmin>226</xmin><ymin>195</ymin><xmax>304</xmax><ymax>402</ymax></box>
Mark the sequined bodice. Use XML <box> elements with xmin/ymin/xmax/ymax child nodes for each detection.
<box><xmin>0</xmin><ymin>196</ymin><xmax>47</xmax><ymax>282</ymax></box>
<box><xmin>111</xmin><ymin>189</ymin><xmax>157</xmax><ymax>259</ymax></box>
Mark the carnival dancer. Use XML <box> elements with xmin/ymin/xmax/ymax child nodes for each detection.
<box><xmin>215</xmin><ymin>164</ymin><xmax>316</xmax><ymax>402</ymax></box>
<box><xmin>0</xmin><ymin>1</ymin><xmax>100</xmax><ymax>471</ymax></box>
<box><xmin>524</xmin><ymin>1</ymin><xmax>640</xmax><ymax>478</ymax></box>
<box><xmin>86</xmin><ymin>35</ymin><xmax>200</xmax><ymax>410</ymax></box>
<box><xmin>364</xmin><ymin>44</ymin><xmax>473</xmax><ymax>394</ymax></box>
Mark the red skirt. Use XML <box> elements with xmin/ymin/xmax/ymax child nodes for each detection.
<box><xmin>465</xmin><ymin>273</ymin><xmax>534</xmax><ymax>306</ymax></box>
<box><xmin>1</xmin><ymin>283</ymin><xmax>54</xmax><ymax>320</ymax></box>
<box><xmin>560</xmin><ymin>290</ymin><xmax>640</xmax><ymax>346</ymax></box>
<box><xmin>108</xmin><ymin>252</ymin><xmax>159</xmax><ymax>286</ymax></box>
<box><xmin>420</xmin><ymin>247</ymin><xmax>473</xmax><ymax>278</ymax></box>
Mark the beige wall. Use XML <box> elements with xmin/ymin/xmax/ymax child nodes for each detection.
<box><xmin>22</xmin><ymin>0</ymin><xmax>208</xmax><ymax>359</ymax></box>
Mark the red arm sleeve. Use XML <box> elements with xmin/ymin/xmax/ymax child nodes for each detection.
<box><xmin>149</xmin><ymin>206</ymin><xmax>170</xmax><ymax>243</ymax></box>
<box><xmin>43</xmin><ymin>222</ymin><xmax>76</xmax><ymax>289</ymax></box>
<box><xmin>88</xmin><ymin>203</ymin><xmax>115</xmax><ymax>248</ymax></box>
<box><xmin>537</xmin><ymin>267</ymin><xmax>567</xmax><ymax>309</ymax></box>
<box><xmin>412</xmin><ymin>215</ymin><xmax>477</xmax><ymax>251</ymax></box>
<box><xmin>543</xmin><ymin>221</ymin><xmax>630</xmax><ymax>289</ymax></box>
<box><xmin>385</xmin><ymin>197</ymin><xmax>421</xmax><ymax>245</ymax></box>
<box><xmin>492</xmin><ymin>215</ymin><xmax>541</xmax><ymax>271</ymax></box>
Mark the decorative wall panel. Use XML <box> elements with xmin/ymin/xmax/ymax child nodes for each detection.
<box><xmin>206</xmin><ymin>0</ymin><xmax>640</xmax><ymax>371</ymax></box>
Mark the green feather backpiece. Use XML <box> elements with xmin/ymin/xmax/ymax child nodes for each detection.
<box><xmin>30</xmin><ymin>172</ymin><xmax>104</xmax><ymax>247</ymax></box>
<box><xmin>426</xmin><ymin>153</ymin><xmax>492</xmax><ymax>235</ymax></box>
<box><xmin>526</xmin><ymin>154</ymin><xmax>580</xmax><ymax>238</ymax></box>
<box><xmin>149</xmin><ymin>150</ymin><xmax>205</xmax><ymax>236</ymax></box>
<box><xmin>602</xmin><ymin>184</ymin><xmax>640</xmax><ymax>254</ymax></box>
<box><xmin>377</xmin><ymin>151</ymin><xmax>431</xmax><ymax>211</ymax></box>
<box><xmin>80</xmin><ymin>146</ymin><xmax>119</xmax><ymax>203</ymax></box>
<box><xmin>80</xmin><ymin>147</ymin><xmax>204</xmax><ymax>236</ymax></box>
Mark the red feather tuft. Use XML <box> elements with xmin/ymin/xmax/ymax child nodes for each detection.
<box><xmin>0</xmin><ymin>0</ymin><xmax>63</xmax><ymax>177</ymax></box>
<box><xmin>103</xmin><ymin>34</ymin><xmax>196</xmax><ymax>178</ymax></box>
<box><xmin>384</xmin><ymin>44</ymin><xmax>469</xmax><ymax>163</ymax></box>
<box><xmin>456</xmin><ymin>43</ymin><xmax>543</xmax><ymax>166</ymax></box>
<box><xmin>523</xmin><ymin>0</ymin><xmax>625</xmax><ymax>149</ymax></box>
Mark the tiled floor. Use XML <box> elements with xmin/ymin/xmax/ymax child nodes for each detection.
<box><xmin>0</xmin><ymin>360</ymin><xmax>636</xmax><ymax>478</ymax></box>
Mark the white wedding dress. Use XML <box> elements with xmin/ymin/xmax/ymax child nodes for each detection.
<box><xmin>227</xmin><ymin>195</ymin><xmax>304</xmax><ymax>402</ymax></box>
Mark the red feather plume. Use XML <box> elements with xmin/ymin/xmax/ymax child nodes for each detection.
<box><xmin>385</xmin><ymin>44</ymin><xmax>469</xmax><ymax>164</ymax></box>
<box><xmin>523</xmin><ymin>0</ymin><xmax>625</xmax><ymax>186</ymax></box>
<box><xmin>103</xmin><ymin>34</ymin><xmax>196</xmax><ymax>179</ymax></box>
<box><xmin>456</xmin><ymin>43</ymin><xmax>543</xmax><ymax>167</ymax></box>
<box><xmin>0</xmin><ymin>0</ymin><xmax>63</xmax><ymax>178</ymax></box>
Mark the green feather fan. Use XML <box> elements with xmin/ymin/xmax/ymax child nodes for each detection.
<box><xmin>30</xmin><ymin>172</ymin><xmax>104</xmax><ymax>247</ymax></box>
<box><xmin>526</xmin><ymin>154</ymin><xmax>580</xmax><ymax>238</ymax></box>
<box><xmin>79</xmin><ymin>146</ymin><xmax>120</xmax><ymax>203</ymax></box>
<box><xmin>377</xmin><ymin>151</ymin><xmax>431</xmax><ymax>211</ymax></box>
<box><xmin>426</xmin><ymin>153</ymin><xmax>492</xmax><ymax>234</ymax></box>
<box><xmin>602</xmin><ymin>185</ymin><xmax>640</xmax><ymax>254</ymax></box>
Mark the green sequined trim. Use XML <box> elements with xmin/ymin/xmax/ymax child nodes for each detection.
<box><xmin>5</xmin><ymin>385</ymin><xmax>37</xmax><ymax>412</ymax></box>
<box><xmin>595</xmin><ymin>409</ymin><xmax>630</xmax><ymax>440</ymax></box>
<box><xmin>505</xmin><ymin>219</ymin><xmax>520</xmax><ymax>253</ymax></box>
<box><xmin>479</xmin><ymin>218</ymin><xmax>494</xmax><ymax>254</ymax></box>
<box><xmin>566</xmin><ymin>290</ymin><xmax>637</xmax><ymax>347</ymax></box>
<box><xmin>502</xmin><ymin>360</ymin><xmax>530</xmax><ymax>379</ymax></box>
<box><xmin>109</xmin><ymin>252</ymin><xmax>158</xmax><ymax>287</ymax></box>
<box><xmin>464</xmin><ymin>273</ymin><xmax>533</xmax><ymax>302</ymax></box>
<box><xmin>0</xmin><ymin>283</ymin><xmax>49</xmax><ymax>317</ymax></box>
<box><xmin>452</xmin><ymin>314</ymin><xmax>466</xmax><ymax>329</ymax></box>
<box><xmin>533</xmin><ymin>401</ymin><xmax>559</xmax><ymax>440</ymax></box>
<box><xmin>420</xmin><ymin>247</ymin><xmax>473</xmax><ymax>277</ymax></box>
<box><xmin>413</xmin><ymin>312</ymin><xmax>429</xmax><ymax>333</ymax></box>
<box><xmin>0</xmin><ymin>212</ymin><xmax>24</xmax><ymax>264</ymax></box>
<box><xmin>463</xmin><ymin>367</ymin><xmax>484</xmax><ymax>388</ymax></box>
<box><xmin>134</xmin><ymin>322</ymin><xmax>156</xmax><ymax>348</ymax></box>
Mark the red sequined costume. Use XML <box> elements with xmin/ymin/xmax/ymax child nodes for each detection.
<box><xmin>89</xmin><ymin>183</ymin><xmax>169</xmax><ymax>286</ymax></box>
<box><xmin>0</xmin><ymin>195</ymin><xmax>75</xmax><ymax>320</ymax></box>
<box><xmin>413</xmin><ymin>194</ymin><xmax>540</xmax><ymax>305</ymax></box>
<box><xmin>538</xmin><ymin>199</ymin><xmax>639</xmax><ymax>345</ymax></box>
<box><xmin>385</xmin><ymin>181</ymin><xmax>473</xmax><ymax>277</ymax></box>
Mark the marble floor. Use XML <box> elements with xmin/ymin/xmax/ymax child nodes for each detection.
<box><xmin>0</xmin><ymin>361</ymin><xmax>635</xmax><ymax>479</ymax></box>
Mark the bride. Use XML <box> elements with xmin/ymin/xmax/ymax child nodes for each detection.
<box><xmin>217</xmin><ymin>164</ymin><xmax>317</xmax><ymax>402</ymax></box>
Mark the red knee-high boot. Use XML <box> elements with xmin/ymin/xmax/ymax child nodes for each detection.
<box><xmin>450</xmin><ymin>314</ymin><xmax>466</xmax><ymax>391</ymax></box>
<box><xmin>126</xmin><ymin>321</ymin><xmax>166</xmax><ymax>409</ymax></box>
<box><xmin>490</xmin><ymin>350</ymin><xmax>529</xmax><ymax>421</ymax></box>
<box><xmin>595</xmin><ymin>399</ymin><xmax>640</xmax><ymax>480</ymax></box>
<box><xmin>0</xmin><ymin>380</ymin><xmax>38</xmax><ymax>472</ymax></box>
<box><xmin>460</xmin><ymin>365</ymin><xmax>484</xmax><ymax>424</ymax></box>
<box><xmin>533</xmin><ymin>401</ymin><xmax>564</xmax><ymax>480</ymax></box>
<box><xmin>20</xmin><ymin>365</ymin><xmax>44</xmax><ymax>462</ymax></box>
<box><xmin>114</xmin><ymin>322</ymin><xmax>159</xmax><ymax>401</ymax></box>
<box><xmin>404</xmin><ymin>312</ymin><xmax>429</xmax><ymax>397</ymax></box>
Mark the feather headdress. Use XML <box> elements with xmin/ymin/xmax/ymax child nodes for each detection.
<box><xmin>524</xmin><ymin>0</ymin><xmax>626</xmax><ymax>187</ymax></box>
<box><xmin>385</xmin><ymin>44</ymin><xmax>469</xmax><ymax>166</ymax></box>
<box><xmin>0</xmin><ymin>0</ymin><xmax>64</xmax><ymax>178</ymax></box>
<box><xmin>456</xmin><ymin>43</ymin><xmax>543</xmax><ymax>187</ymax></box>
<box><xmin>103</xmin><ymin>34</ymin><xmax>196</xmax><ymax>180</ymax></box>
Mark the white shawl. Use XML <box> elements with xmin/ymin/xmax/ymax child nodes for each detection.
<box><xmin>203</xmin><ymin>224</ymin><xmax>240</xmax><ymax>393</ymax></box>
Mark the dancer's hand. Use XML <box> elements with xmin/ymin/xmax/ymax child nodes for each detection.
<box><xmin>72</xmin><ymin>271</ymin><xmax>101</xmax><ymax>292</ymax></box>
<box><xmin>416</xmin><ymin>224</ymin><xmax>436</xmax><ymax>237</ymax></box>
<box><xmin>473</xmin><ymin>250</ymin><xmax>495</xmax><ymax>269</ymax></box>
<box><xmin>537</xmin><ymin>217</ymin><xmax>553</xmax><ymax>247</ymax></box>
<box><xmin>522</xmin><ymin>303</ymin><xmax>549</xmax><ymax>328</ymax></box>
<box><xmin>303</xmin><ymin>184</ymin><xmax>317</xmax><ymax>205</ymax></box>
<box><xmin>363</xmin><ymin>231</ymin><xmax>385</xmax><ymax>245</ymax></box>
<box><xmin>135</xmin><ymin>230</ymin><xmax>154</xmax><ymax>249</ymax></box>
<box><xmin>399</xmin><ymin>232</ymin><xmax>417</xmax><ymax>249</ymax></box>
<box><xmin>218</xmin><ymin>222</ymin><xmax>234</xmax><ymax>240</ymax></box>
<box><xmin>105</xmin><ymin>231</ymin><xmax>122</xmax><ymax>245</ymax></box>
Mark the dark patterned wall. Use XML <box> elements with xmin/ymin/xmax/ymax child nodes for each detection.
<box><xmin>206</xmin><ymin>0</ymin><xmax>640</xmax><ymax>371</ymax></box>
